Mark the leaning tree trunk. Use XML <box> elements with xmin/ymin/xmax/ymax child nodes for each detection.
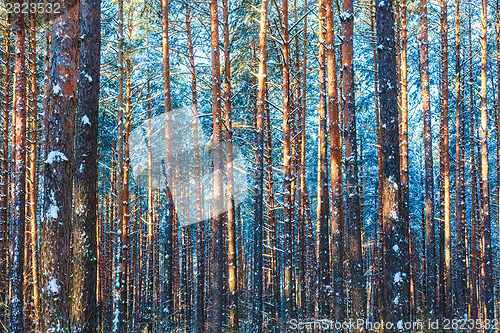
<box><xmin>9</xmin><ymin>3</ymin><xmax>26</xmax><ymax>331</ymax></box>
<box><xmin>72</xmin><ymin>0</ymin><xmax>100</xmax><ymax>329</ymax></box>
<box><xmin>40</xmin><ymin>0</ymin><xmax>80</xmax><ymax>331</ymax></box>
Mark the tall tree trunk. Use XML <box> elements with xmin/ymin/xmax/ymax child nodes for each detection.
<box><xmin>455</xmin><ymin>0</ymin><xmax>467</xmax><ymax>319</ymax></box>
<box><xmin>72</xmin><ymin>0</ymin><xmax>101</xmax><ymax>328</ymax></box>
<box><xmin>479</xmin><ymin>0</ymin><xmax>494</xmax><ymax>318</ymax></box>
<box><xmin>185</xmin><ymin>3</ymin><xmax>205</xmax><ymax>331</ymax></box>
<box><xmin>161</xmin><ymin>0</ymin><xmax>174</xmax><ymax>326</ymax></box>
<box><xmin>40</xmin><ymin>0</ymin><xmax>80</xmax><ymax>330</ymax></box>
<box><xmin>399</xmin><ymin>0</ymin><xmax>413</xmax><ymax>319</ymax></box>
<box><xmin>26</xmin><ymin>8</ymin><xmax>40</xmax><ymax>329</ymax></box>
<box><xmin>419</xmin><ymin>0</ymin><xmax>436</xmax><ymax>318</ymax></box>
<box><xmin>341</xmin><ymin>0</ymin><xmax>365</xmax><ymax>325</ymax></box>
<box><xmin>9</xmin><ymin>4</ymin><xmax>26</xmax><ymax>331</ymax></box>
<box><xmin>298</xmin><ymin>0</ymin><xmax>308</xmax><ymax>317</ymax></box>
<box><xmin>316</xmin><ymin>0</ymin><xmax>330</xmax><ymax>318</ymax></box>
<box><xmin>438</xmin><ymin>0</ymin><xmax>452</xmax><ymax>317</ymax></box>
<box><xmin>113</xmin><ymin>0</ymin><xmax>126</xmax><ymax>327</ymax></box>
<box><xmin>326</xmin><ymin>0</ymin><xmax>344</xmax><ymax>321</ymax></box>
<box><xmin>253</xmin><ymin>0</ymin><xmax>267</xmax><ymax>327</ymax></box>
<box><xmin>282</xmin><ymin>0</ymin><xmax>294</xmax><ymax>321</ymax></box>
<box><xmin>222</xmin><ymin>1</ymin><xmax>238</xmax><ymax>329</ymax></box>
<box><xmin>370</xmin><ymin>0</ymin><xmax>383</xmax><ymax>320</ymax></box>
<box><xmin>469</xmin><ymin>9</ymin><xmax>478</xmax><ymax>318</ymax></box>
<box><xmin>376</xmin><ymin>0</ymin><xmax>410</xmax><ymax>324</ymax></box>
<box><xmin>0</xmin><ymin>17</ymin><xmax>10</xmax><ymax>326</ymax></box>
<box><xmin>210</xmin><ymin>0</ymin><xmax>224</xmax><ymax>329</ymax></box>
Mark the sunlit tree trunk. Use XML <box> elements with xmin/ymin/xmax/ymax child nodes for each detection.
<box><xmin>419</xmin><ymin>0</ymin><xmax>436</xmax><ymax>317</ymax></box>
<box><xmin>316</xmin><ymin>0</ymin><xmax>330</xmax><ymax>318</ymax></box>
<box><xmin>40</xmin><ymin>0</ymin><xmax>80</xmax><ymax>330</ymax></box>
<box><xmin>222</xmin><ymin>1</ymin><xmax>238</xmax><ymax>329</ymax></box>
<box><xmin>210</xmin><ymin>0</ymin><xmax>224</xmax><ymax>329</ymax></box>
<box><xmin>326</xmin><ymin>0</ymin><xmax>344</xmax><ymax>321</ymax></box>
<box><xmin>479</xmin><ymin>0</ymin><xmax>494</xmax><ymax>318</ymax></box>
<box><xmin>72</xmin><ymin>0</ymin><xmax>101</xmax><ymax>328</ymax></box>
<box><xmin>438</xmin><ymin>0</ymin><xmax>452</xmax><ymax>317</ymax></box>
<box><xmin>9</xmin><ymin>3</ymin><xmax>26</xmax><ymax>331</ymax></box>
<box><xmin>469</xmin><ymin>11</ymin><xmax>478</xmax><ymax>319</ymax></box>
<box><xmin>253</xmin><ymin>0</ymin><xmax>267</xmax><ymax>327</ymax></box>
<box><xmin>0</xmin><ymin>17</ymin><xmax>9</xmax><ymax>325</ymax></box>
<box><xmin>282</xmin><ymin>0</ymin><xmax>294</xmax><ymax>321</ymax></box>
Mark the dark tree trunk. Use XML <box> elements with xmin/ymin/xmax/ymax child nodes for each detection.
<box><xmin>341</xmin><ymin>0</ymin><xmax>365</xmax><ymax>325</ymax></box>
<box><xmin>376</xmin><ymin>0</ymin><xmax>410</xmax><ymax>324</ymax></box>
<box><xmin>72</xmin><ymin>0</ymin><xmax>101</xmax><ymax>329</ymax></box>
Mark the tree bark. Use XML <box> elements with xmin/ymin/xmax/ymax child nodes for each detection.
<box><xmin>316</xmin><ymin>0</ymin><xmax>330</xmax><ymax>317</ymax></box>
<box><xmin>479</xmin><ymin>0</ymin><xmax>494</xmax><ymax>318</ymax></box>
<box><xmin>185</xmin><ymin>3</ymin><xmax>205</xmax><ymax>331</ymax></box>
<box><xmin>341</xmin><ymin>0</ymin><xmax>365</xmax><ymax>325</ymax></box>
<box><xmin>455</xmin><ymin>0</ymin><xmax>467</xmax><ymax>319</ymax></box>
<box><xmin>0</xmin><ymin>17</ymin><xmax>10</xmax><ymax>325</ymax></box>
<box><xmin>210</xmin><ymin>0</ymin><xmax>224</xmax><ymax>329</ymax></box>
<box><xmin>161</xmin><ymin>0</ymin><xmax>174</xmax><ymax>326</ymax></box>
<box><xmin>72</xmin><ymin>0</ymin><xmax>101</xmax><ymax>328</ymax></box>
<box><xmin>282</xmin><ymin>0</ymin><xmax>294</xmax><ymax>321</ymax></box>
<box><xmin>9</xmin><ymin>4</ymin><xmax>26</xmax><ymax>331</ymax></box>
<box><xmin>253</xmin><ymin>0</ymin><xmax>267</xmax><ymax>327</ymax></box>
<box><xmin>326</xmin><ymin>0</ymin><xmax>344</xmax><ymax>321</ymax></box>
<box><xmin>40</xmin><ymin>0</ymin><xmax>80</xmax><ymax>330</ymax></box>
<box><xmin>376</xmin><ymin>0</ymin><xmax>410</xmax><ymax>324</ymax></box>
<box><xmin>419</xmin><ymin>0</ymin><xmax>436</xmax><ymax>318</ymax></box>
<box><xmin>222</xmin><ymin>1</ymin><xmax>238</xmax><ymax>329</ymax></box>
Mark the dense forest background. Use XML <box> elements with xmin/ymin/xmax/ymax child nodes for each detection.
<box><xmin>0</xmin><ymin>0</ymin><xmax>500</xmax><ymax>330</ymax></box>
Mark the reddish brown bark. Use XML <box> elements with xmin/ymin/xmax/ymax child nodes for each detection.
<box><xmin>479</xmin><ymin>0</ymin><xmax>494</xmax><ymax>318</ymax></box>
<box><xmin>40</xmin><ymin>0</ymin><xmax>80</xmax><ymax>330</ymax></box>
<box><xmin>316</xmin><ymin>0</ymin><xmax>330</xmax><ymax>317</ymax></box>
<box><xmin>419</xmin><ymin>0</ymin><xmax>436</xmax><ymax>317</ymax></box>
<box><xmin>9</xmin><ymin>4</ymin><xmax>26</xmax><ymax>331</ymax></box>
<box><xmin>210</xmin><ymin>0</ymin><xmax>224</xmax><ymax>328</ymax></box>
<box><xmin>455</xmin><ymin>0</ymin><xmax>467</xmax><ymax>318</ymax></box>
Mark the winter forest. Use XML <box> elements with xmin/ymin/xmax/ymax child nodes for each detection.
<box><xmin>1</xmin><ymin>0</ymin><xmax>500</xmax><ymax>328</ymax></box>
